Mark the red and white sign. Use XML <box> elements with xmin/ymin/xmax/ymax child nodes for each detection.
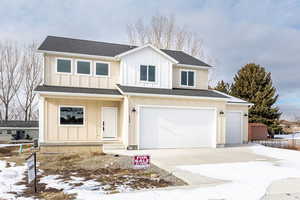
<box><xmin>133</xmin><ymin>155</ymin><xmax>150</xmax><ymax>169</ymax></box>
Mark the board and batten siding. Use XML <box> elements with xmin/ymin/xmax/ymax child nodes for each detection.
<box><xmin>43</xmin><ymin>54</ymin><xmax>120</xmax><ymax>89</ymax></box>
<box><xmin>120</xmin><ymin>47</ymin><xmax>173</xmax><ymax>89</ymax></box>
<box><xmin>43</xmin><ymin>98</ymin><xmax>122</xmax><ymax>143</ymax></box>
<box><xmin>172</xmin><ymin>66</ymin><xmax>209</xmax><ymax>89</ymax></box>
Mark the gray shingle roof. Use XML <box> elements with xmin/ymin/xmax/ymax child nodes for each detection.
<box><xmin>35</xmin><ymin>85</ymin><xmax>122</xmax><ymax>96</ymax></box>
<box><xmin>116</xmin><ymin>84</ymin><xmax>228</xmax><ymax>99</ymax></box>
<box><xmin>38</xmin><ymin>36</ymin><xmax>211</xmax><ymax>67</ymax></box>
<box><xmin>0</xmin><ymin>121</ymin><xmax>38</xmax><ymax>128</ymax></box>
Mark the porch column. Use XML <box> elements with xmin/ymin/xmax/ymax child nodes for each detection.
<box><xmin>38</xmin><ymin>95</ymin><xmax>45</xmax><ymax>144</ymax></box>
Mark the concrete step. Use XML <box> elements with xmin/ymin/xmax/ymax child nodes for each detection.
<box><xmin>103</xmin><ymin>143</ymin><xmax>126</xmax><ymax>150</ymax></box>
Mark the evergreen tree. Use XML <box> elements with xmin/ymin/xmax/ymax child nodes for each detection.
<box><xmin>214</xmin><ymin>80</ymin><xmax>230</xmax><ymax>94</ymax></box>
<box><xmin>231</xmin><ymin>63</ymin><xmax>281</xmax><ymax>134</ymax></box>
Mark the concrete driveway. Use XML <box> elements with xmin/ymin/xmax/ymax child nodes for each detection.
<box><xmin>105</xmin><ymin>145</ymin><xmax>300</xmax><ymax>200</ymax></box>
<box><xmin>106</xmin><ymin>145</ymin><xmax>277</xmax><ymax>185</ymax></box>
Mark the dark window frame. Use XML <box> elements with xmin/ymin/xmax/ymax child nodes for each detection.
<box><xmin>76</xmin><ymin>60</ymin><xmax>91</xmax><ymax>75</ymax></box>
<box><xmin>56</xmin><ymin>58</ymin><xmax>72</xmax><ymax>73</ymax></box>
<box><xmin>95</xmin><ymin>62</ymin><xmax>110</xmax><ymax>77</ymax></box>
<box><xmin>180</xmin><ymin>70</ymin><xmax>195</xmax><ymax>87</ymax></box>
<box><xmin>59</xmin><ymin>106</ymin><xmax>85</xmax><ymax>126</ymax></box>
<box><xmin>140</xmin><ymin>65</ymin><xmax>156</xmax><ymax>82</ymax></box>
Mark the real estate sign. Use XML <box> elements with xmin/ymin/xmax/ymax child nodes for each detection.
<box><xmin>27</xmin><ymin>154</ymin><xmax>35</xmax><ymax>183</ymax></box>
<box><xmin>133</xmin><ymin>155</ymin><xmax>150</xmax><ymax>169</ymax></box>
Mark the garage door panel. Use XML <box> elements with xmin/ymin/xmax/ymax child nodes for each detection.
<box><xmin>139</xmin><ymin>107</ymin><xmax>216</xmax><ymax>149</ymax></box>
<box><xmin>226</xmin><ymin>111</ymin><xmax>242</xmax><ymax>144</ymax></box>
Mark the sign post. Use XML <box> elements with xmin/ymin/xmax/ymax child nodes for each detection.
<box><xmin>133</xmin><ymin>155</ymin><xmax>150</xmax><ymax>169</ymax></box>
<box><xmin>26</xmin><ymin>152</ymin><xmax>37</xmax><ymax>193</ymax></box>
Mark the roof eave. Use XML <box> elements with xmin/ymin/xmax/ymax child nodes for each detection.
<box><xmin>115</xmin><ymin>44</ymin><xmax>179</xmax><ymax>64</ymax></box>
<box><xmin>35</xmin><ymin>90</ymin><xmax>123</xmax><ymax>99</ymax></box>
<box><xmin>37</xmin><ymin>50</ymin><xmax>119</xmax><ymax>61</ymax></box>
<box><xmin>175</xmin><ymin>63</ymin><xmax>213</xmax><ymax>69</ymax></box>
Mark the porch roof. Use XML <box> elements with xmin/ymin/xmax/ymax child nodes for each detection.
<box><xmin>116</xmin><ymin>84</ymin><xmax>229</xmax><ymax>99</ymax></box>
<box><xmin>34</xmin><ymin>85</ymin><xmax>122</xmax><ymax>97</ymax></box>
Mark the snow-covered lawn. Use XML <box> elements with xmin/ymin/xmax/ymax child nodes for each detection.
<box><xmin>1</xmin><ymin>145</ymin><xmax>300</xmax><ymax>200</ymax></box>
<box><xmin>98</xmin><ymin>145</ymin><xmax>300</xmax><ymax>200</ymax></box>
<box><xmin>274</xmin><ymin>133</ymin><xmax>300</xmax><ymax>139</ymax></box>
<box><xmin>0</xmin><ymin>160</ymin><xmax>30</xmax><ymax>200</ymax></box>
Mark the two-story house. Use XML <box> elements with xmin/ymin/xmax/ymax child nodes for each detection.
<box><xmin>35</xmin><ymin>36</ymin><xmax>251</xmax><ymax>151</ymax></box>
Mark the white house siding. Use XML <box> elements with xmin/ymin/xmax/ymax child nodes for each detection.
<box><xmin>120</xmin><ymin>47</ymin><xmax>173</xmax><ymax>89</ymax></box>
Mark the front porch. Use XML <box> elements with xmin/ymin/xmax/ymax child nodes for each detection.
<box><xmin>37</xmin><ymin>86</ymin><xmax>127</xmax><ymax>152</ymax></box>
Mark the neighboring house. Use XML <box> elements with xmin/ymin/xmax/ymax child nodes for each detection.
<box><xmin>0</xmin><ymin>120</ymin><xmax>39</xmax><ymax>142</ymax></box>
<box><xmin>279</xmin><ymin>120</ymin><xmax>300</xmax><ymax>133</ymax></box>
<box><xmin>35</xmin><ymin>36</ymin><xmax>251</xmax><ymax>150</ymax></box>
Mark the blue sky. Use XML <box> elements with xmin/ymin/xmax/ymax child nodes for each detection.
<box><xmin>1</xmin><ymin>0</ymin><xmax>300</xmax><ymax>120</ymax></box>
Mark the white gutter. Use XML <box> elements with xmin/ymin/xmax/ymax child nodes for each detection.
<box><xmin>37</xmin><ymin>50</ymin><xmax>118</xmax><ymax>61</ymax></box>
<box><xmin>120</xmin><ymin>92</ymin><xmax>228</xmax><ymax>101</ymax></box>
<box><xmin>175</xmin><ymin>63</ymin><xmax>213</xmax><ymax>70</ymax></box>
<box><xmin>36</xmin><ymin>91</ymin><xmax>123</xmax><ymax>99</ymax></box>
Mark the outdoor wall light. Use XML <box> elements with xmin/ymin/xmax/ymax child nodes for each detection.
<box><xmin>244</xmin><ymin>113</ymin><xmax>248</xmax><ymax>117</ymax></box>
<box><xmin>132</xmin><ymin>107</ymin><xmax>136</xmax><ymax>112</ymax></box>
<box><xmin>219</xmin><ymin>111</ymin><xmax>224</xmax><ymax>115</ymax></box>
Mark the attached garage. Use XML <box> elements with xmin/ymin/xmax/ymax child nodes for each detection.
<box><xmin>226</xmin><ymin>111</ymin><xmax>243</xmax><ymax>145</ymax></box>
<box><xmin>138</xmin><ymin>106</ymin><xmax>217</xmax><ymax>149</ymax></box>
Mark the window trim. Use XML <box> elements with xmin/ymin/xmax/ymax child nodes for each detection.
<box><xmin>179</xmin><ymin>69</ymin><xmax>196</xmax><ymax>88</ymax></box>
<box><xmin>75</xmin><ymin>59</ymin><xmax>92</xmax><ymax>76</ymax></box>
<box><xmin>55</xmin><ymin>57</ymin><xmax>73</xmax><ymax>74</ymax></box>
<box><xmin>139</xmin><ymin>65</ymin><xmax>157</xmax><ymax>83</ymax></box>
<box><xmin>94</xmin><ymin>61</ymin><xmax>110</xmax><ymax>77</ymax></box>
<box><xmin>58</xmin><ymin>105</ymin><xmax>85</xmax><ymax>127</ymax></box>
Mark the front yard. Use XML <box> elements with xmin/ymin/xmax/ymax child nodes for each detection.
<box><xmin>0</xmin><ymin>145</ymin><xmax>185</xmax><ymax>200</ymax></box>
<box><xmin>2</xmin><ymin>144</ymin><xmax>300</xmax><ymax>200</ymax></box>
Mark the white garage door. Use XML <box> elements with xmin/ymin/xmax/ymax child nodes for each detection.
<box><xmin>226</xmin><ymin>111</ymin><xmax>243</xmax><ymax>144</ymax></box>
<box><xmin>139</xmin><ymin>106</ymin><xmax>216</xmax><ymax>149</ymax></box>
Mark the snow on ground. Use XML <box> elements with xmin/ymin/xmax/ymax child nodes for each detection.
<box><xmin>2</xmin><ymin>145</ymin><xmax>300</xmax><ymax>200</ymax></box>
<box><xmin>0</xmin><ymin>160</ymin><xmax>31</xmax><ymax>200</ymax></box>
<box><xmin>274</xmin><ymin>133</ymin><xmax>300</xmax><ymax>139</ymax></box>
<box><xmin>96</xmin><ymin>145</ymin><xmax>300</xmax><ymax>200</ymax></box>
<box><xmin>39</xmin><ymin>174</ymin><xmax>134</xmax><ymax>200</ymax></box>
<box><xmin>0</xmin><ymin>144</ymin><xmax>22</xmax><ymax>148</ymax></box>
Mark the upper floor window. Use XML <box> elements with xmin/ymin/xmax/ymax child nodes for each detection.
<box><xmin>76</xmin><ymin>60</ymin><xmax>91</xmax><ymax>75</ymax></box>
<box><xmin>140</xmin><ymin>65</ymin><xmax>155</xmax><ymax>82</ymax></box>
<box><xmin>56</xmin><ymin>58</ymin><xmax>72</xmax><ymax>73</ymax></box>
<box><xmin>181</xmin><ymin>70</ymin><xmax>195</xmax><ymax>87</ymax></box>
<box><xmin>95</xmin><ymin>62</ymin><xmax>109</xmax><ymax>76</ymax></box>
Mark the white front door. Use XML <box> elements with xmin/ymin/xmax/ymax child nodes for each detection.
<box><xmin>226</xmin><ymin>111</ymin><xmax>243</xmax><ymax>144</ymax></box>
<box><xmin>102</xmin><ymin>107</ymin><xmax>118</xmax><ymax>139</ymax></box>
<box><xmin>139</xmin><ymin>106</ymin><xmax>217</xmax><ymax>149</ymax></box>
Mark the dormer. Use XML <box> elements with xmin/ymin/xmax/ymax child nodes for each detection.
<box><xmin>116</xmin><ymin>44</ymin><xmax>178</xmax><ymax>89</ymax></box>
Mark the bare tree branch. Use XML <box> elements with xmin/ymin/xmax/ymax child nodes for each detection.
<box><xmin>126</xmin><ymin>14</ymin><xmax>210</xmax><ymax>62</ymax></box>
<box><xmin>16</xmin><ymin>42</ymin><xmax>42</xmax><ymax>121</ymax></box>
<box><xmin>0</xmin><ymin>41</ymin><xmax>23</xmax><ymax>121</ymax></box>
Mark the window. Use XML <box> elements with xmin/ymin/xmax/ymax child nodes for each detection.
<box><xmin>140</xmin><ymin>65</ymin><xmax>156</xmax><ymax>82</ymax></box>
<box><xmin>181</xmin><ymin>70</ymin><xmax>195</xmax><ymax>87</ymax></box>
<box><xmin>95</xmin><ymin>62</ymin><xmax>109</xmax><ymax>76</ymax></box>
<box><xmin>60</xmin><ymin>106</ymin><xmax>84</xmax><ymax>125</ymax></box>
<box><xmin>76</xmin><ymin>60</ymin><xmax>91</xmax><ymax>75</ymax></box>
<box><xmin>57</xmin><ymin>58</ymin><xmax>72</xmax><ymax>73</ymax></box>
